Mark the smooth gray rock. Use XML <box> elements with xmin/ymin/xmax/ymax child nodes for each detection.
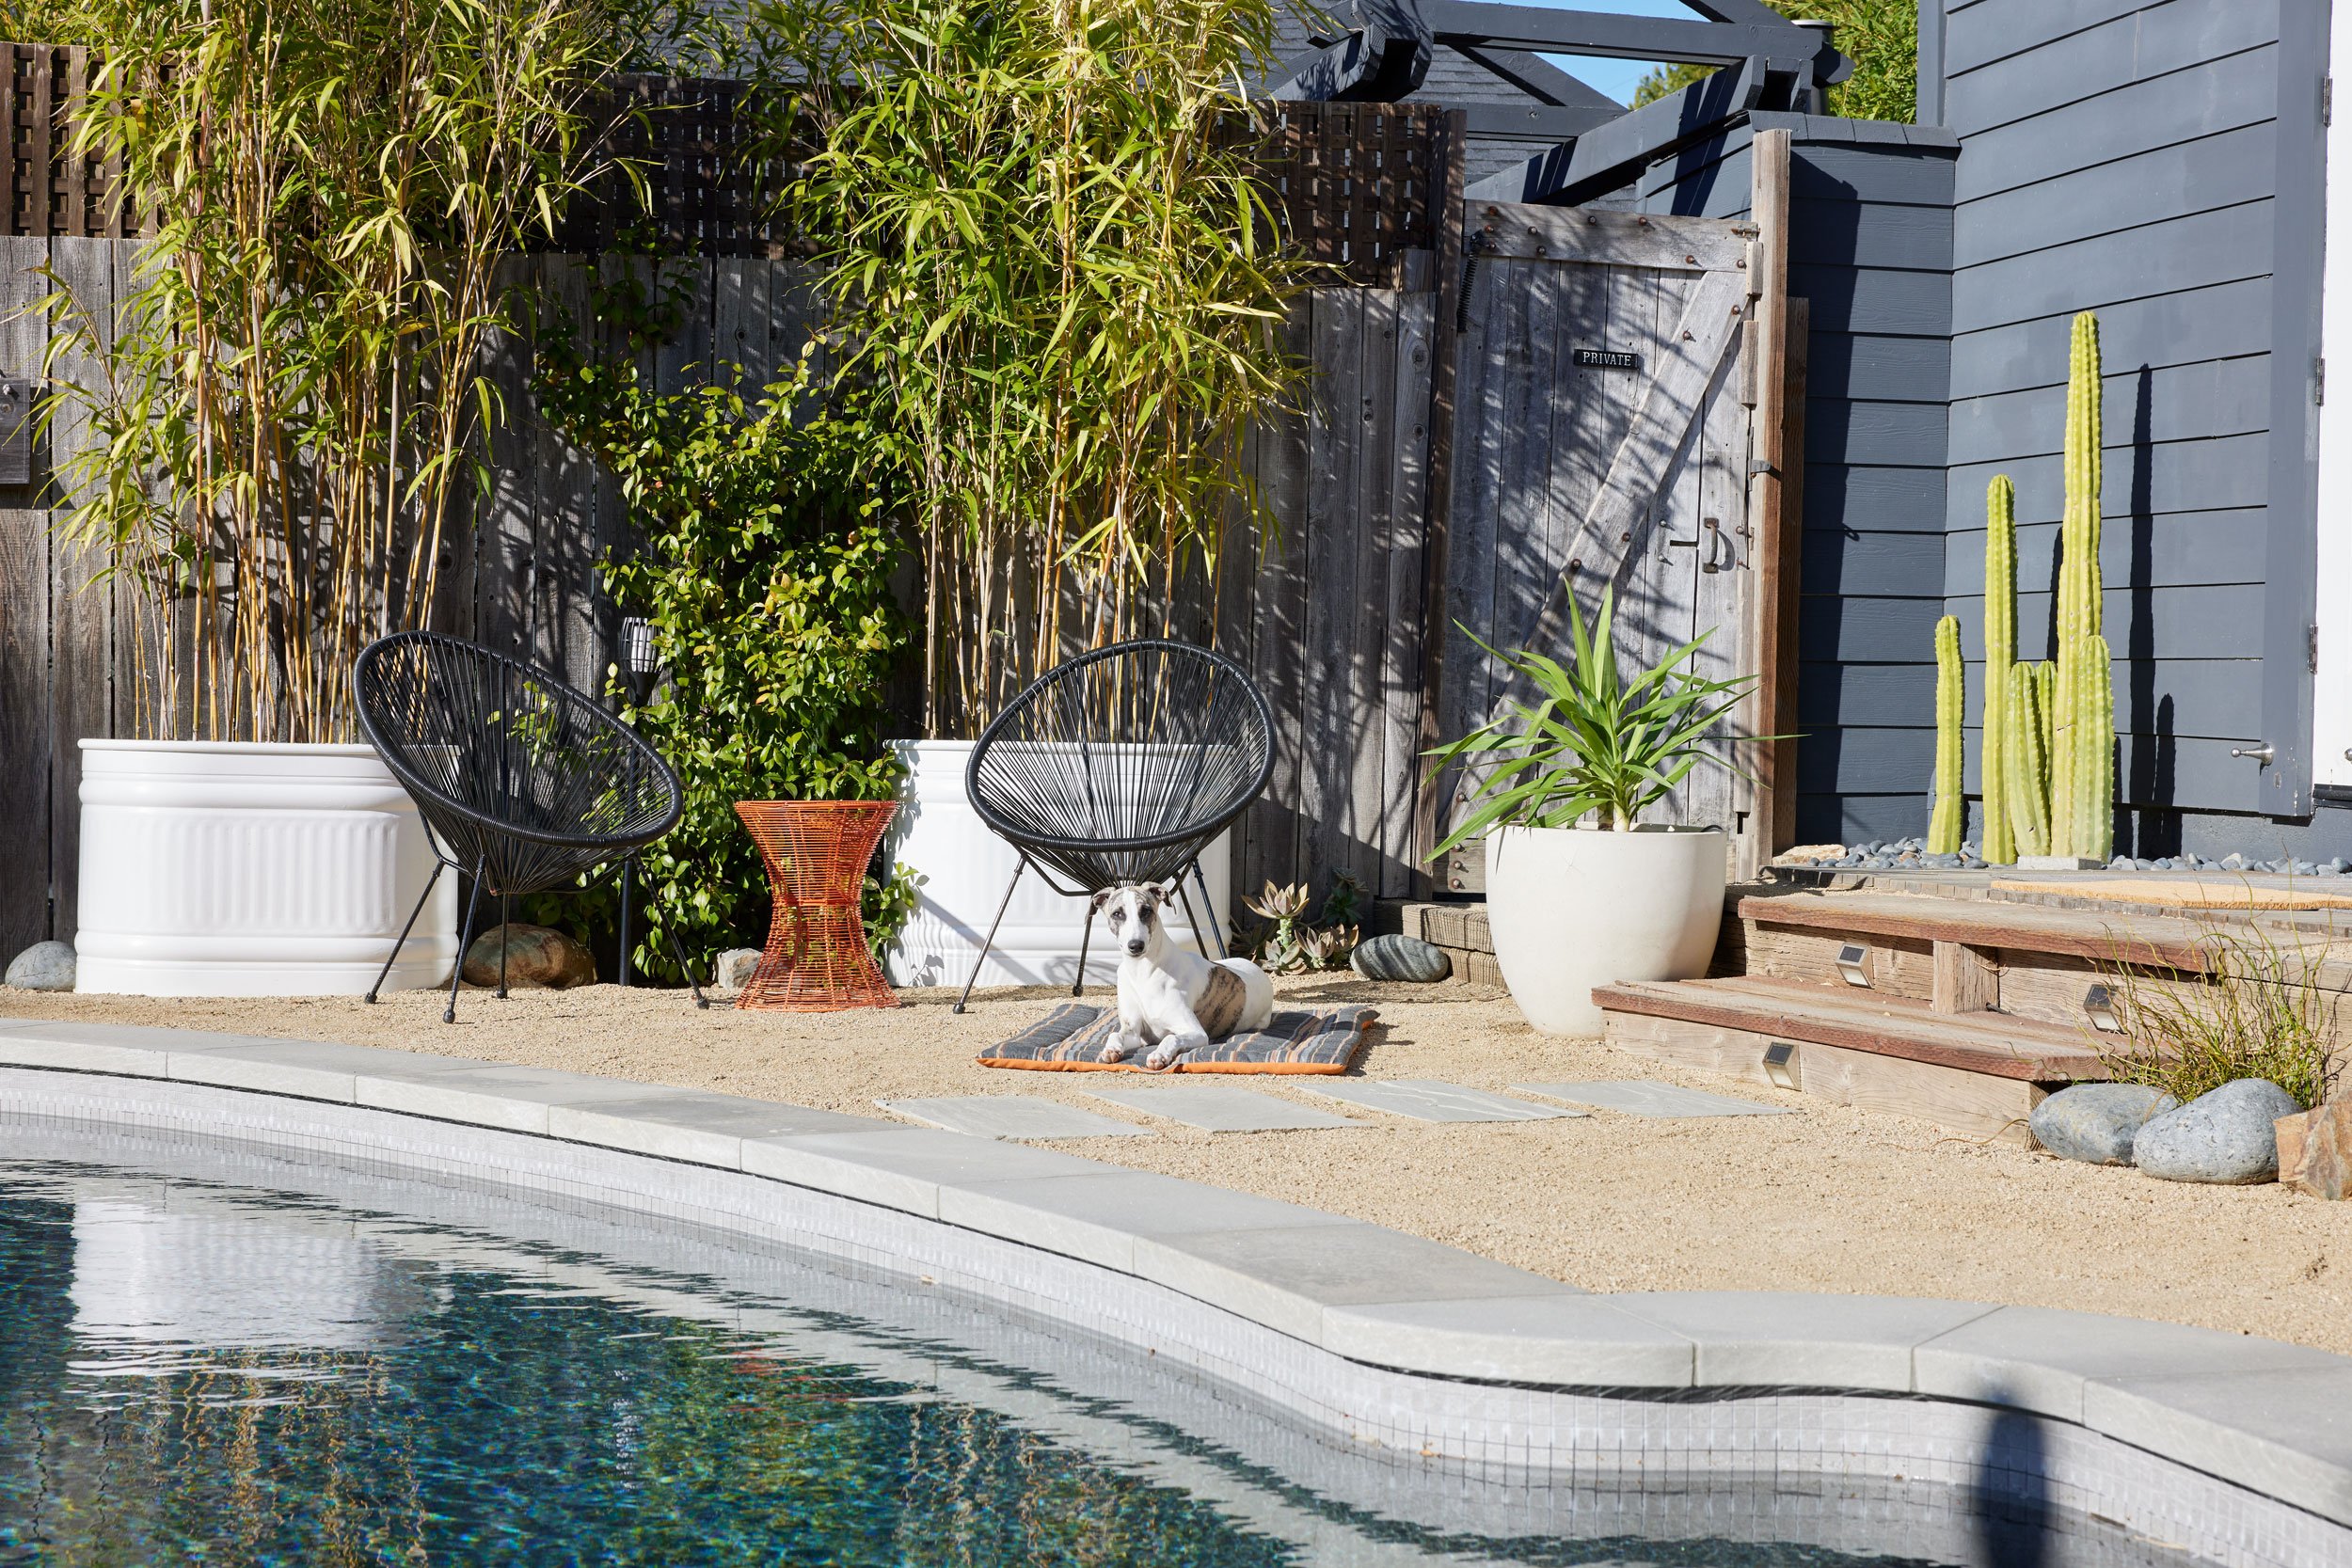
<box><xmin>714</xmin><ymin>947</ymin><xmax>762</xmax><ymax>990</ymax></box>
<box><xmin>461</xmin><ymin>924</ymin><xmax>596</xmax><ymax>989</ymax></box>
<box><xmin>2030</xmin><ymin>1084</ymin><xmax>2177</xmax><ymax>1165</ymax></box>
<box><xmin>1350</xmin><ymin>933</ymin><xmax>1451</xmax><ymax>983</ymax></box>
<box><xmin>4</xmin><ymin>942</ymin><xmax>74</xmax><ymax>991</ymax></box>
<box><xmin>2133</xmin><ymin>1079</ymin><xmax>2303</xmax><ymax>1184</ymax></box>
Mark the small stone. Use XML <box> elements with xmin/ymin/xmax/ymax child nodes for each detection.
<box><xmin>2030</xmin><ymin>1084</ymin><xmax>2178</xmax><ymax>1165</ymax></box>
<box><xmin>2295</xmin><ymin>861</ymin><xmax>2319</xmax><ymax>876</ymax></box>
<box><xmin>2106</xmin><ymin>856</ymin><xmax>2133</xmax><ymax>871</ymax></box>
<box><xmin>714</xmin><ymin>947</ymin><xmax>763</xmax><ymax>990</ymax></box>
<box><xmin>2327</xmin><ymin>858</ymin><xmax>2350</xmax><ymax>875</ymax></box>
<box><xmin>2220</xmin><ymin>852</ymin><xmax>2247</xmax><ymax>871</ymax></box>
<box><xmin>1351</xmin><ymin>932</ymin><xmax>1452</xmax><ymax>983</ymax></box>
<box><xmin>4</xmin><ymin>941</ymin><xmax>74</xmax><ymax>991</ymax></box>
<box><xmin>461</xmin><ymin>924</ymin><xmax>596</xmax><ymax>990</ymax></box>
<box><xmin>2133</xmin><ymin>1079</ymin><xmax>2304</xmax><ymax>1184</ymax></box>
<box><xmin>1963</xmin><ymin>857</ymin><xmax>1986</xmax><ymax>869</ymax></box>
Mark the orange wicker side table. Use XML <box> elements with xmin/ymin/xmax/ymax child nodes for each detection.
<box><xmin>732</xmin><ymin>800</ymin><xmax>900</xmax><ymax>1012</ymax></box>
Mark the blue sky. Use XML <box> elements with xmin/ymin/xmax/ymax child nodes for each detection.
<box><xmin>1516</xmin><ymin>0</ymin><xmax>1698</xmax><ymax>106</ymax></box>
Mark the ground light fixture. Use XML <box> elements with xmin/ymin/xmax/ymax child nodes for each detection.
<box><xmin>2082</xmin><ymin>982</ymin><xmax>2123</xmax><ymax>1033</ymax></box>
<box><xmin>616</xmin><ymin>616</ymin><xmax>660</xmax><ymax>990</ymax></box>
<box><xmin>1835</xmin><ymin>943</ymin><xmax>1870</xmax><ymax>987</ymax></box>
<box><xmin>1763</xmin><ymin>1041</ymin><xmax>1801</xmax><ymax>1091</ymax></box>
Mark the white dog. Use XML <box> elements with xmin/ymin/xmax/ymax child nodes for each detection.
<box><xmin>1093</xmin><ymin>883</ymin><xmax>1274</xmax><ymax>1069</ymax></box>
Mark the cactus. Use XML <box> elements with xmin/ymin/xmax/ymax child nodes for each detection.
<box><xmin>1929</xmin><ymin>615</ymin><xmax>1965</xmax><ymax>853</ymax></box>
<box><xmin>1980</xmin><ymin>477</ymin><xmax>2017</xmax><ymax>863</ymax></box>
<box><xmin>2006</xmin><ymin>661</ymin><xmax>2050</xmax><ymax>858</ymax></box>
<box><xmin>1939</xmin><ymin>311</ymin><xmax>2117</xmax><ymax>862</ymax></box>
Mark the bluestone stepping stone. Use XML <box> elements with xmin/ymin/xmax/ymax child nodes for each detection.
<box><xmin>1081</xmin><ymin>1084</ymin><xmax>1363</xmax><ymax>1132</ymax></box>
<box><xmin>1296</xmin><ymin>1079</ymin><xmax>1579</xmax><ymax>1123</ymax></box>
<box><xmin>1512</xmin><ymin>1080</ymin><xmax>1793</xmax><ymax>1118</ymax></box>
<box><xmin>879</xmin><ymin>1095</ymin><xmax>1152</xmax><ymax>1140</ymax></box>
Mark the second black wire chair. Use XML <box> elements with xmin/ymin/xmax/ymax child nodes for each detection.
<box><xmin>354</xmin><ymin>631</ymin><xmax>708</xmax><ymax>1021</ymax></box>
<box><xmin>955</xmin><ymin>640</ymin><xmax>1275</xmax><ymax>1012</ymax></box>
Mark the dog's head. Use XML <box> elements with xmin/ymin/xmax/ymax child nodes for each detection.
<box><xmin>1092</xmin><ymin>882</ymin><xmax>1169</xmax><ymax>960</ymax></box>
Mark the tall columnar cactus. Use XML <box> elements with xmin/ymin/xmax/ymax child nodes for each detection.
<box><xmin>1980</xmin><ymin>477</ymin><xmax>2018</xmax><ymax>863</ymax></box>
<box><xmin>2006</xmin><ymin>661</ymin><xmax>2050</xmax><ymax>858</ymax></box>
<box><xmin>1929</xmin><ymin>614</ymin><xmax>1965</xmax><ymax>853</ymax></box>
<box><xmin>1959</xmin><ymin>312</ymin><xmax>2116</xmax><ymax>863</ymax></box>
<box><xmin>2074</xmin><ymin>635</ymin><xmax>2115</xmax><ymax>855</ymax></box>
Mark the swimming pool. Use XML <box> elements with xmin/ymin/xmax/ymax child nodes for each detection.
<box><xmin>0</xmin><ymin>1123</ymin><xmax>2213</xmax><ymax>1568</ymax></box>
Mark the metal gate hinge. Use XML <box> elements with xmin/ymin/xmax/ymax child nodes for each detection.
<box><xmin>1746</xmin><ymin>457</ymin><xmax>1778</xmax><ymax>479</ymax></box>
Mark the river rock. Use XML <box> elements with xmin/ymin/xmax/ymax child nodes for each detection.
<box><xmin>714</xmin><ymin>947</ymin><xmax>763</xmax><ymax>990</ymax></box>
<box><xmin>4</xmin><ymin>941</ymin><xmax>75</xmax><ymax>991</ymax></box>
<box><xmin>1350</xmin><ymin>933</ymin><xmax>1451</xmax><ymax>983</ymax></box>
<box><xmin>2132</xmin><ymin>1078</ymin><xmax>2303</xmax><ymax>1184</ymax></box>
<box><xmin>461</xmin><ymin>924</ymin><xmax>596</xmax><ymax>990</ymax></box>
<box><xmin>2029</xmin><ymin>1083</ymin><xmax>2177</xmax><ymax>1165</ymax></box>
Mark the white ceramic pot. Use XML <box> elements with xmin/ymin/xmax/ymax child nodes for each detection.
<box><xmin>75</xmin><ymin>740</ymin><xmax>456</xmax><ymax>997</ymax></box>
<box><xmin>1484</xmin><ymin>823</ymin><xmax>1725</xmax><ymax>1035</ymax></box>
<box><xmin>882</xmin><ymin>739</ymin><xmax>1231</xmax><ymax>990</ymax></box>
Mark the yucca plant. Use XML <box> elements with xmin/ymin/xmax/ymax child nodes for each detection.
<box><xmin>1426</xmin><ymin>584</ymin><xmax>1767</xmax><ymax>852</ymax></box>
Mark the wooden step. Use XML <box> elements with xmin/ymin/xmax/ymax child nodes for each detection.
<box><xmin>1735</xmin><ymin>890</ymin><xmax>2224</xmax><ymax>970</ymax></box>
<box><xmin>1593</xmin><ymin>975</ymin><xmax>2112</xmax><ymax>1145</ymax></box>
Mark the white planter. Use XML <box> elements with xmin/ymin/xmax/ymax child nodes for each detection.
<box><xmin>882</xmin><ymin>739</ymin><xmax>1231</xmax><ymax>990</ymax></box>
<box><xmin>1485</xmin><ymin>824</ymin><xmax>1725</xmax><ymax>1036</ymax></box>
<box><xmin>75</xmin><ymin>740</ymin><xmax>456</xmax><ymax>997</ymax></box>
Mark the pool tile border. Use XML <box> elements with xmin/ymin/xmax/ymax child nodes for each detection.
<box><xmin>3</xmin><ymin>1013</ymin><xmax>2349</xmax><ymax>1560</ymax></box>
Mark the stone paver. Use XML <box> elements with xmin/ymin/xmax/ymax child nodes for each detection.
<box><xmin>1511</xmin><ymin>1080</ymin><xmax>1794</xmax><ymax>1118</ymax></box>
<box><xmin>1082</xmin><ymin>1083</ymin><xmax>1362</xmax><ymax>1132</ymax></box>
<box><xmin>1297</xmin><ymin>1079</ymin><xmax>1577</xmax><ymax>1123</ymax></box>
<box><xmin>879</xmin><ymin>1094</ymin><xmax>1152</xmax><ymax>1140</ymax></box>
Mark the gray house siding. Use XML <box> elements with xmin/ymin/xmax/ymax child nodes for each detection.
<box><xmin>1638</xmin><ymin>115</ymin><xmax>1961</xmax><ymax>847</ymax></box>
<box><xmin>1928</xmin><ymin>0</ymin><xmax>2352</xmax><ymax>858</ymax></box>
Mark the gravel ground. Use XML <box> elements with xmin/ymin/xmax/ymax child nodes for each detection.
<box><xmin>8</xmin><ymin>974</ymin><xmax>2351</xmax><ymax>1354</ymax></box>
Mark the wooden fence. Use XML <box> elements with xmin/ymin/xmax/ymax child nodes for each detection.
<box><xmin>0</xmin><ymin>236</ymin><xmax>1449</xmax><ymax>960</ymax></box>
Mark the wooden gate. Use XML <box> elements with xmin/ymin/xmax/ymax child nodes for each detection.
<box><xmin>1431</xmin><ymin>184</ymin><xmax>1790</xmax><ymax>881</ymax></box>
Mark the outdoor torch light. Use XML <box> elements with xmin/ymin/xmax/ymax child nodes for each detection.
<box><xmin>2083</xmin><ymin>982</ymin><xmax>2122</xmax><ymax>1033</ymax></box>
<box><xmin>621</xmin><ymin>616</ymin><xmax>659</xmax><ymax>707</ymax></box>
<box><xmin>1835</xmin><ymin>942</ymin><xmax>1871</xmax><ymax>988</ymax></box>
<box><xmin>1763</xmin><ymin>1041</ymin><xmax>1801</xmax><ymax>1091</ymax></box>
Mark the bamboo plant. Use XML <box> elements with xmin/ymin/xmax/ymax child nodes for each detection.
<box><xmin>39</xmin><ymin>0</ymin><xmax>657</xmax><ymax>741</ymax></box>
<box><xmin>770</xmin><ymin>0</ymin><xmax>1318</xmax><ymax>736</ymax></box>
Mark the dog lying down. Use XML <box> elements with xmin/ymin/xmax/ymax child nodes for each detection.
<box><xmin>1093</xmin><ymin>883</ymin><xmax>1275</xmax><ymax>1069</ymax></box>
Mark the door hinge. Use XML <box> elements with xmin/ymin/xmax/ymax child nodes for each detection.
<box><xmin>2327</xmin><ymin>73</ymin><xmax>2335</xmax><ymax>127</ymax></box>
<box><xmin>2318</xmin><ymin>355</ymin><xmax>2327</xmax><ymax>406</ymax></box>
<box><xmin>2312</xmin><ymin>622</ymin><xmax>2321</xmax><ymax>674</ymax></box>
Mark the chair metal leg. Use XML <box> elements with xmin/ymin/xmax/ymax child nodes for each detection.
<box><xmin>1073</xmin><ymin>898</ymin><xmax>1098</xmax><ymax>997</ymax></box>
<box><xmin>447</xmin><ymin>857</ymin><xmax>486</xmax><ymax>1023</ymax></box>
<box><xmin>662</xmin><ymin>922</ymin><xmax>710</xmax><ymax>1009</ymax></box>
<box><xmin>497</xmin><ymin>892</ymin><xmax>512</xmax><ymax>999</ymax></box>
<box><xmin>1174</xmin><ymin>876</ymin><xmax>1214</xmax><ymax>960</ymax></box>
<box><xmin>617</xmin><ymin>854</ymin><xmax>635</xmax><ymax>989</ymax></box>
<box><xmin>1188</xmin><ymin>859</ymin><xmax>1229</xmax><ymax>958</ymax></box>
<box><xmin>954</xmin><ymin>857</ymin><xmax>1029</xmax><ymax>1015</ymax></box>
<box><xmin>367</xmin><ymin>862</ymin><xmax>443</xmax><ymax>1005</ymax></box>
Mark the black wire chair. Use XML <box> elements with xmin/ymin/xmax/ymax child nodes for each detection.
<box><xmin>353</xmin><ymin>631</ymin><xmax>708</xmax><ymax>1022</ymax></box>
<box><xmin>955</xmin><ymin>640</ymin><xmax>1275</xmax><ymax>1013</ymax></box>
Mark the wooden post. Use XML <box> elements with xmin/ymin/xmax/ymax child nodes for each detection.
<box><xmin>1408</xmin><ymin>110</ymin><xmax>1468</xmax><ymax>897</ymax></box>
<box><xmin>1745</xmin><ymin>128</ymin><xmax>1803</xmax><ymax>871</ymax></box>
<box><xmin>1931</xmin><ymin>941</ymin><xmax>2001</xmax><ymax>1014</ymax></box>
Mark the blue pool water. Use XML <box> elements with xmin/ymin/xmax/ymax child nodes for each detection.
<box><xmin>0</xmin><ymin>1136</ymin><xmax>2207</xmax><ymax>1567</ymax></box>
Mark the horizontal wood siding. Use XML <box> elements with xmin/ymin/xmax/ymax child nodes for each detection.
<box><xmin>1933</xmin><ymin>0</ymin><xmax>2351</xmax><ymax>854</ymax></box>
<box><xmin>1642</xmin><ymin>114</ymin><xmax>1959</xmax><ymax>847</ymax></box>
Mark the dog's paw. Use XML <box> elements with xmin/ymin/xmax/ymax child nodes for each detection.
<box><xmin>1144</xmin><ymin>1044</ymin><xmax>1178</xmax><ymax>1070</ymax></box>
<box><xmin>1098</xmin><ymin>1039</ymin><xmax>1130</xmax><ymax>1064</ymax></box>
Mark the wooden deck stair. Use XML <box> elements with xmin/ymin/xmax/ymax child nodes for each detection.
<box><xmin>1593</xmin><ymin>884</ymin><xmax>2352</xmax><ymax>1145</ymax></box>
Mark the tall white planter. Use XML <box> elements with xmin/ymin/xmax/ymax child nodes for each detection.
<box><xmin>75</xmin><ymin>740</ymin><xmax>456</xmax><ymax>997</ymax></box>
<box><xmin>882</xmin><ymin>739</ymin><xmax>1231</xmax><ymax>990</ymax></box>
<box><xmin>1485</xmin><ymin>824</ymin><xmax>1725</xmax><ymax>1036</ymax></box>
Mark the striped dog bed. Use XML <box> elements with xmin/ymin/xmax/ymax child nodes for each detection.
<box><xmin>979</xmin><ymin>1003</ymin><xmax>1377</xmax><ymax>1074</ymax></box>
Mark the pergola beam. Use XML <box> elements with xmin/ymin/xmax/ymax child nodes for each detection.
<box><xmin>1421</xmin><ymin>0</ymin><xmax>1845</xmax><ymax>80</ymax></box>
<box><xmin>1463</xmin><ymin>56</ymin><xmax>1771</xmax><ymax>205</ymax></box>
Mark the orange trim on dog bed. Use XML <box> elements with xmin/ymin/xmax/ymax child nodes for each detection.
<box><xmin>977</xmin><ymin>1003</ymin><xmax>1376</xmax><ymax>1074</ymax></box>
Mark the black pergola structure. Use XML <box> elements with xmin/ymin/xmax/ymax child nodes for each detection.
<box><xmin>1261</xmin><ymin>0</ymin><xmax>1851</xmax><ymax>207</ymax></box>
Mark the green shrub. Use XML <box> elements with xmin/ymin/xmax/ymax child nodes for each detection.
<box><xmin>2094</xmin><ymin>924</ymin><xmax>2345</xmax><ymax>1110</ymax></box>
<box><xmin>531</xmin><ymin>350</ymin><xmax>914</xmax><ymax>983</ymax></box>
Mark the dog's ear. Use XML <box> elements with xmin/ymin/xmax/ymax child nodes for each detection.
<box><xmin>1143</xmin><ymin>883</ymin><xmax>1169</xmax><ymax>908</ymax></box>
<box><xmin>1090</xmin><ymin>887</ymin><xmax>1116</xmax><ymax>913</ymax></box>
